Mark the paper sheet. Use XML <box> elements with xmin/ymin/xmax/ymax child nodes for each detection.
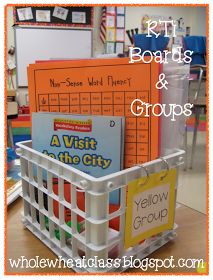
<box><xmin>36</xmin><ymin>10</ymin><xmax>51</xmax><ymax>22</ymax></box>
<box><xmin>115</xmin><ymin>42</ymin><xmax>124</xmax><ymax>54</ymax></box>
<box><xmin>106</xmin><ymin>15</ymin><xmax>115</xmax><ymax>28</ymax></box>
<box><xmin>117</xmin><ymin>7</ymin><xmax>125</xmax><ymax>14</ymax></box>
<box><xmin>72</xmin><ymin>11</ymin><xmax>86</xmax><ymax>23</ymax></box>
<box><xmin>116</xmin><ymin>29</ymin><xmax>125</xmax><ymax>41</ymax></box>
<box><xmin>28</xmin><ymin>57</ymin><xmax>160</xmax><ymax>168</ymax></box>
<box><xmin>106</xmin><ymin>28</ymin><xmax>115</xmax><ymax>41</ymax></box>
<box><xmin>17</xmin><ymin>7</ymin><xmax>33</xmax><ymax>21</ymax></box>
<box><xmin>53</xmin><ymin>6</ymin><xmax>69</xmax><ymax>21</ymax></box>
<box><xmin>106</xmin><ymin>42</ymin><xmax>115</xmax><ymax>54</ymax></box>
<box><xmin>116</xmin><ymin>15</ymin><xmax>125</xmax><ymax>28</ymax></box>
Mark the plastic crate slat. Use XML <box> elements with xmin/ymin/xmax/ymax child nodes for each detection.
<box><xmin>17</xmin><ymin>140</ymin><xmax>184</xmax><ymax>273</ymax></box>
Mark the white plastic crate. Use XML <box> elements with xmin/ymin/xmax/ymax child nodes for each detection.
<box><xmin>17</xmin><ymin>140</ymin><xmax>184</xmax><ymax>273</ymax></box>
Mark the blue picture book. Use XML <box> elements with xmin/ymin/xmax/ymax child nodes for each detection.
<box><xmin>32</xmin><ymin>112</ymin><xmax>125</xmax><ymax>204</ymax></box>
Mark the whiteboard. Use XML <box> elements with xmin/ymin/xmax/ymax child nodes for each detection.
<box><xmin>15</xmin><ymin>27</ymin><xmax>92</xmax><ymax>87</ymax></box>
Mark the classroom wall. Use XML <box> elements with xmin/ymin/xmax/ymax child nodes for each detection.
<box><xmin>7</xmin><ymin>7</ymin><xmax>16</xmax><ymax>89</ymax></box>
<box><xmin>189</xmin><ymin>7</ymin><xmax>206</xmax><ymax>36</ymax></box>
<box><xmin>6</xmin><ymin>6</ymin><xmax>104</xmax><ymax>102</ymax></box>
<box><xmin>93</xmin><ymin>7</ymin><xmax>105</xmax><ymax>56</ymax></box>
<box><xmin>7</xmin><ymin>6</ymin><xmax>104</xmax><ymax>64</ymax></box>
<box><xmin>126</xmin><ymin>6</ymin><xmax>207</xmax><ymax>34</ymax></box>
<box><xmin>7</xmin><ymin>7</ymin><xmax>15</xmax><ymax>54</ymax></box>
<box><xmin>7</xmin><ymin>6</ymin><xmax>104</xmax><ymax>58</ymax></box>
<box><xmin>125</xmin><ymin>6</ymin><xmax>206</xmax><ymax>44</ymax></box>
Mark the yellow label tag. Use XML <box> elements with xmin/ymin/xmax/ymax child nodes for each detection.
<box><xmin>125</xmin><ymin>169</ymin><xmax>176</xmax><ymax>249</ymax></box>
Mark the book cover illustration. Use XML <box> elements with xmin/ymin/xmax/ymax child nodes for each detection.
<box><xmin>32</xmin><ymin>112</ymin><xmax>124</xmax><ymax>178</ymax></box>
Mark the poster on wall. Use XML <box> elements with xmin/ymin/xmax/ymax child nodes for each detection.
<box><xmin>36</xmin><ymin>10</ymin><xmax>51</xmax><ymax>22</ymax></box>
<box><xmin>106</xmin><ymin>15</ymin><xmax>115</xmax><ymax>28</ymax></box>
<box><xmin>115</xmin><ymin>42</ymin><xmax>124</xmax><ymax>53</ymax></box>
<box><xmin>116</xmin><ymin>29</ymin><xmax>125</xmax><ymax>41</ymax></box>
<box><xmin>104</xmin><ymin>7</ymin><xmax>125</xmax><ymax>55</ymax></box>
<box><xmin>106</xmin><ymin>28</ymin><xmax>115</xmax><ymax>41</ymax></box>
<box><xmin>116</xmin><ymin>15</ymin><xmax>125</xmax><ymax>28</ymax></box>
<box><xmin>52</xmin><ymin>6</ymin><xmax>69</xmax><ymax>21</ymax></box>
<box><xmin>117</xmin><ymin>7</ymin><xmax>125</xmax><ymax>15</ymax></box>
<box><xmin>17</xmin><ymin>7</ymin><xmax>33</xmax><ymax>21</ymax></box>
<box><xmin>106</xmin><ymin>42</ymin><xmax>115</xmax><ymax>54</ymax></box>
<box><xmin>72</xmin><ymin>11</ymin><xmax>86</xmax><ymax>24</ymax></box>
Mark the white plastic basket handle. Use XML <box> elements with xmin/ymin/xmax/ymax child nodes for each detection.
<box><xmin>16</xmin><ymin>148</ymin><xmax>22</xmax><ymax>156</ymax></box>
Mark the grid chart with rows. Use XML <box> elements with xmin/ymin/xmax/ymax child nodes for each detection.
<box><xmin>37</xmin><ymin>90</ymin><xmax>150</xmax><ymax>169</ymax></box>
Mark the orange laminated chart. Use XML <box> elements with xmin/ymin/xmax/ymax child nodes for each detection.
<box><xmin>28</xmin><ymin>58</ymin><xmax>160</xmax><ymax>168</ymax></box>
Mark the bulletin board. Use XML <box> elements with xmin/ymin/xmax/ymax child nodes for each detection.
<box><xmin>28</xmin><ymin>58</ymin><xmax>160</xmax><ymax>168</ymax></box>
<box><xmin>104</xmin><ymin>6</ymin><xmax>126</xmax><ymax>54</ymax></box>
<box><xmin>14</xmin><ymin>6</ymin><xmax>94</xmax><ymax>27</ymax></box>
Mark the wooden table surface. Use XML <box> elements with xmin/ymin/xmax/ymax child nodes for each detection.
<box><xmin>6</xmin><ymin>197</ymin><xmax>207</xmax><ymax>274</ymax></box>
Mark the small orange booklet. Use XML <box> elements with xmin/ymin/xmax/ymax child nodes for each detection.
<box><xmin>28</xmin><ymin>57</ymin><xmax>160</xmax><ymax>168</ymax></box>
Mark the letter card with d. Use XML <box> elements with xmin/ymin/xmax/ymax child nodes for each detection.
<box><xmin>125</xmin><ymin>168</ymin><xmax>176</xmax><ymax>249</ymax></box>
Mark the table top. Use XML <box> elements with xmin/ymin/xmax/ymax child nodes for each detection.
<box><xmin>6</xmin><ymin>197</ymin><xmax>207</xmax><ymax>274</ymax></box>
